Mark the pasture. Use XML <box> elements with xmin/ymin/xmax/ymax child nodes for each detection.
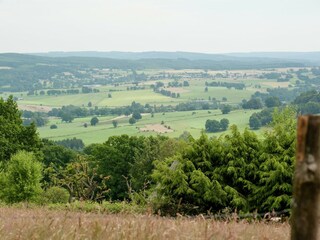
<box><xmin>0</xmin><ymin>68</ymin><xmax>290</xmax><ymax>144</ymax></box>
<box><xmin>14</xmin><ymin>83</ymin><xmax>256</xmax><ymax>108</ymax></box>
<box><xmin>17</xmin><ymin>90</ymin><xmax>183</xmax><ymax>108</ymax></box>
<box><xmin>0</xmin><ymin>207</ymin><xmax>290</xmax><ymax>240</ymax></box>
<box><xmin>38</xmin><ymin>109</ymin><xmax>262</xmax><ymax>144</ymax></box>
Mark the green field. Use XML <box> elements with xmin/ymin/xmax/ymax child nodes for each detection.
<box><xmin>14</xmin><ymin>79</ymin><xmax>257</xmax><ymax>108</ymax></box>
<box><xmin>38</xmin><ymin>109</ymin><xmax>263</xmax><ymax>145</ymax></box>
<box><xmin>0</xmin><ymin>69</ymin><xmax>290</xmax><ymax>144</ymax></box>
<box><xmin>18</xmin><ymin>90</ymin><xmax>183</xmax><ymax>108</ymax></box>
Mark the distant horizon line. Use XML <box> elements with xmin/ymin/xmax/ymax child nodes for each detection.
<box><xmin>1</xmin><ymin>50</ymin><xmax>320</xmax><ymax>55</ymax></box>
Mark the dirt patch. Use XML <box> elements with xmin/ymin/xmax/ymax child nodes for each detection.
<box><xmin>0</xmin><ymin>66</ymin><xmax>12</xmax><ymax>70</ymax></box>
<box><xmin>111</xmin><ymin>115</ymin><xmax>129</xmax><ymax>121</ymax></box>
<box><xmin>166</xmin><ymin>87</ymin><xmax>189</xmax><ymax>93</ymax></box>
<box><xmin>140</xmin><ymin>124</ymin><xmax>174</xmax><ymax>133</ymax></box>
<box><xmin>18</xmin><ymin>104</ymin><xmax>53</xmax><ymax>113</ymax></box>
<box><xmin>262</xmin><ymin>81</ymin><xmax>290</xmax><ymax>88</ymax></box>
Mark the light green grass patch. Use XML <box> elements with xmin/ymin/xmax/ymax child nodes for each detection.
<box><xmin>38</xmin><ymin>109</ymin><xmax>263</xmax><ymax>145</ymax></box>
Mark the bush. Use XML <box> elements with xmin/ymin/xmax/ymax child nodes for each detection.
<box><xmin>0</xmin><ymin>151</ymin><xmax>43</xmax><ymax>203</ymax></box>
<box><xmin>44</xmin><ymin>187</ymin><xmax>70</xmax><ymax>204</ymax></box>
<box><xmin>129</xmin><ymin>117</ymin><xmax>136</xmax><ymax>125</ymax></box>
<box><xmin>50</xmin><ymin>124</ymin><xmax>58</xmax><ymax>129</ymax></box>
<box><xmin>90</xmin><ymin>117</ymin><xmax>99</xmax><ymax>126</ymax></box>
<box><xmin>221</xmin><ymin>105</ymin><xmax>232</xmax><ymax>114</ymax></box>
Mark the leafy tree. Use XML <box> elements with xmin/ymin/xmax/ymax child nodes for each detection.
<box><xmin>220</xmin><ymin>118</ymin><xmax>229</xmax><ymax>131</ymax></box>
<box><xmin>298</xmin><ymin>102</ymin><xmax>320</xmax><ymax>115</ymax></box>
<box><xmin>129</xmin><ymin>117</ymin><xmax>136</xmax><ymax>125</ymax></box>
<box><xmin>54</xmin><ymin>138</ymin><xmax>85</xmax><ymax>151</ymax></box>
<box><xmin>205</xmin><ymin>119</ymin><xmax>221</xmax><ymax>132</ymax></box>
<box><xmin>132</xmin><ymin>111</ymin><xmax>142</xmax><ymax>120</ymax></box>
<box><xmin>293</xmin><ymin>89</ymin><xmax>320</xmax><ymax>105</ymax></box>
<box><xmin>248</xmin><ymin>108</ymin><xmax>273</xmax><ymax>129</ymax></box>
<box><xmin>90</xmin><ymin>116</ymin><xmax>99</xmax><ymax>126</ymax></box>
<box><xmin>249</xmin><ymin>115</ymin><xmax>261</xmax><ymax>129</ymax></box>
<box><xmin>42</xmin><ymin>140</ymin><xmax>77</xmax><ymax>169</ymax></box>
<box><xmin>61</xmin><ymin>112</ymin><xmax>74</xmax><ymax>123</ymax></box>
<box><xmin>112</xmin><ymin>120</ymin><xmax>118</xmax><ymax>128</ymax></box>
<box><xmin>49</xmin><ymin>155</ymin><xmax>109</xmax><ymax>201</ymax></box>
<box><xmin>265</xmin><ymin>96</ymin><xmax>281</xmax><ymax>108</ymax></box>
<box><xmin>221</xmin><ymin>105</ymin><xmax>232</xmax><ymax>114</ymax></box>
<box><xmin>43</xmin><ymin>186</ymin><xmax>69</xmax><ymax>204</ymax></box>
<box><xmin>130</xmin><ymin>136</ymin><xmax>188</xmax><ymax>196</ymax></box>
<box><xmin>84</xmin><ymin>135</ymin><xmax>145</xmax><ymax>200</ymax></box>
<box><xmin>243</xmin><ymin>98</ymin><xmax>263</xmax><ymax>109</ymax></box>
<box><xmin>88</xmin><ymin>101</ymin><xmax>92</xmax><ymax>107</ymax></box>
<box><xmin>0</xmin><ymin>96</ymin><xmax>42</xmax><ymax>162</ymax></box>
<box><xmin>0</xmin><ymin>151</ymin><xmax>42</xmax><ymax>203</ymax></box>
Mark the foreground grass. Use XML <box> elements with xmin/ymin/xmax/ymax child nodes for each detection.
<box><xmin>0</xmin><ymin>207</ymin><xmax>290</xmax><ymax>240</ymax></box>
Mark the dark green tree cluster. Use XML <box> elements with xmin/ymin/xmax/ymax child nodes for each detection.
<box><xmin>54</xmin><ymin>137</ymin><xmax>85</xmax><ymax>151</ymax></box>
<box><xmin>205</xmin><ymin>118</ymin><xmax>229</xmax><ymax>132</ymax></box>
<box><xmin>153</xmin><ymin>107</ymin><xmax>296</xmax><ymax>215</ymax></box>
<box><xmin>242</xmin><ymin>98</ymin><xmax>263</xmax><ymax>109</ymax></box>
<box><xmin>293</xmin><ymin>90</ymin><xmax>320</xmax><ymax>114</ymax></box>
<box><xmin>83</xmin><ymin>135</ymin><xmax>185</xmax><ymax>200</ymax></box>
<box><xmin>249</xmin><ymin>108</ymin><xmax>274</xmax><ymax>129</ymax></box>
<box><xmin>205</xmin><ymin>81</ymin><xmax>245</xmax><ymax>90</ymax></box>
<box><xmin>220</xmin><ymin>105</ymin><xmax>232</xmax><ymax>114</ymax></box>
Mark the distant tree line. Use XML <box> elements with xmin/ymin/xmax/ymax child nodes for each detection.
<box><xmin>205</xmin><ymin>81</ymin><xmax>245</xmax><ymax>90</ymax></box>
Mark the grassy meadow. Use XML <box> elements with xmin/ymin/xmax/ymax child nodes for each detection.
<box><xmin>15</xmin><ymin>85</ymin><xmax>255</xmax><ymax>108</ymax></box>
<box><xmin>38</xmin><ymin>109</ymin><xmax>262</xmax><ymax>144</ymax></box>
<box><xmin>0</xmin><ymin>68</ymin><xmax>290</xmax><ymax>144</ymax></box>
<box><xmin>0</xmin><ymin>207</ymin><xmax>290</xmax><ymax>240</ymax></box>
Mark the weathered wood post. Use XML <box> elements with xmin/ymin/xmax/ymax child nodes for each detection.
<box><xmin>291</xmin><ymin>115</ymin><xmax>320</xmax><ymax>240</ymax></box>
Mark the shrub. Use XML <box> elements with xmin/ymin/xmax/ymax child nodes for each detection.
<box><xmin>90</xmin><ymin>117</ymin><xmax>99</xmax><ymax>126</ymax></box>
<box><xmin>50</xmin><ymin>124</ymin><xmax>58</xmax><ymax>129</ymax></box>
<box><xmin>129</xmin><ymin>117</ymin><xmax>136</xmax><ymax>125</ymax></box>
<box><xmin>0</xmin><ymin>151</ymin><xmax>43</xmax><ymax>203</ymax></box>
<box><xmin>44</xmin><ymin>187</ymin><xmax>70</xmax><ymax>204</ymax></box>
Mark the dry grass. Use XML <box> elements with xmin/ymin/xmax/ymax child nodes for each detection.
<box><xmin>0</xmin><ymin>207</ymin><xmax>290</xmax><ymax>240</ymax></box>
<box><xmin>140</xmin><ymin>124</ymin><xmax>174</xmax><ymax>133</ymax></box>
<box><xmin>261</xmin><ymin>81</ymin><xmax>290</xmax><ymax>88</ymax></box>
<box><xmin>18</xmin><ymin>104</ymin><xmax>53</xmax><ymax>113</ymax></box>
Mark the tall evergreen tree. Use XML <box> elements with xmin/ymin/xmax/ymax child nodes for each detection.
<box><xmin>254</xmin><ymin>107</ymin><xmax>296</xmax><ymax>212</ymax></box>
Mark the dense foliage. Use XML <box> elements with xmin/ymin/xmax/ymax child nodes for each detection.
<box><xmin>0</xmin><ymin>96</ymin><xmax>42</xmax><ymax>162</ymax></box>
<box><xmin>0</xmin><ymin>151</ymin><xmax>43</xmax><ymax>203</ymax></box>
<box><xmin>0</xmin><ymin>96</ymin><xmax>298</xmax><ymax>216</ymax></box>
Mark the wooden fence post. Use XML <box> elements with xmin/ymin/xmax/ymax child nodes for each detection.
<box><xmin>291</xmin><ymin>115</ymin><xmax>320</xmax><ymax>240</ymax></box>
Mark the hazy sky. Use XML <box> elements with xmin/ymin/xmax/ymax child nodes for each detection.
<box><xmin>0</xmin><ymin>0</ymin><xmax>319</xmax><ymax>53</ymax></box>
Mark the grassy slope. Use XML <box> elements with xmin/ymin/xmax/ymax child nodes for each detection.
<box><xmin>38</xmin><ymin>109</ymin><xmax>263</xmax><ymax>145</ymax></box>
<box><xmin>16</xmin><ymin>85</ymin><xmax>255</xmax><ymax>108</ymax></box>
